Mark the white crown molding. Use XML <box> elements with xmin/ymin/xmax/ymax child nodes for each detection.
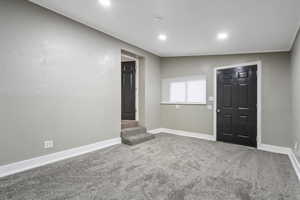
<box><xmin>0</xmin><ymin>137</ymin><xmax>121</xmax><ymax>178</ymax></box>
<box><xmin>160</xmin><ymin>49</ymin><xmax>290</xmax><ymax>58</ymax></box>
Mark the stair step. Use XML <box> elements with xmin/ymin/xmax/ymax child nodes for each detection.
<box><xmin>122</xmin><ymin>133</ymin><xmax>155</xmax><ymax>145</ymax></box>
<box><xmin>121</xmin><ymin>120</ymin><xmax>138</xmax><ymax>129</ymax></box>
<box><xmin>121</xmin><ymin>126</ymin><xmax>147</xmax><ymax>137</ymax></box>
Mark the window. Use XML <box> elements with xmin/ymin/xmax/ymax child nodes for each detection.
<box><xmin>187</xmin><ymin>80</ymin><xmax>206</xmax><ymax>103</ymax></box>
<box><xmin>161</xmin><ymin>76</ymin><xmax>206</xmax><ymax>104</ymax></box>
<box><xmin>170</xmin><ymin>82</ymin><xmax>185</xmax><ymax>102</ymax></box>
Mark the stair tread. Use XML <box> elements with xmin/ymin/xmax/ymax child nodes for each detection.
<box><xmin>121</xmin><ymin>120</ymin><xmax>139</xmax><ymax>129</ymax></box>
<box><xmin>121</xmin><ymin>126</ymin><xmax>147</xmax><ymax>138</ymax></box>
<box><xmin>125</xmin><ymin>133</ymin><xmax>153</xmax><ymax>140</ymax></box>
<box><xmin>122</xmin><ymin>132</ymin><xmax>155</xmax><ymax>145</ymax></box>
<box><xmin>121</xmin><ymin>126</ymin><xmax>146</xmax><ymax>132</ymax></box>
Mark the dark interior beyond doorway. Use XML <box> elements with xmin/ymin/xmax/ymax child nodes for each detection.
<box><xmin>121</xmin><ymin>61</ymin><xmax>136</xmax><ymax>120</ymax></box>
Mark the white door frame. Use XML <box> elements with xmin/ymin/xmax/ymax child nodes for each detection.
<box><xmin>213</xmin><ymin>61</ymin><xmax>262</xmax><ymax>148</ymax></box>
<box><xmin>121</xmin><ymin>54</ymin><xmax>139</xmax><ymax>121</ymax></box>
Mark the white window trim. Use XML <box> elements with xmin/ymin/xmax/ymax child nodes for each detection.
<box><xmin>161</xmin><ymin>76</ymin><xmax>207</xmax><ymax>105</ymax></box>
<box><xmin>186</xmin><ymin>79</ymin><xmax>206</xmax><ymax>104</ymax></box>
<box><xmin>169</xmin><ymin>81</ymin><xmax>186</xmax><ymax>103</ymax></box>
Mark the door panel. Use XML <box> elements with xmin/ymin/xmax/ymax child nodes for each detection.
<box><xmin>121</xmin><ymin>61</ymin><xmax>136</xmax><ymax>120</ymax></box>
<box><xmin>238</xmin><ymin>84</ymin><xmax>249</xmax><ymax>108</ymax></box>
<box><xmin>223</xmin><ymin>114</ymin><xmax>233</xmax><ymax>136</ymax></box>
<box><xmin>217</xmin><ymin>65</ymin><xmax>257</xmax><ymax>147</ymax></box>
<box><xmin>223</xmin><ymin>84</ymin><xmax>233</xmax><ymax>107</ymax></box>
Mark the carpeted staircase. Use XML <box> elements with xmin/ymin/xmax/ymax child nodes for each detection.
<box><xmin>121</xmin><ymin>121</ymin><xmax>154</xmax><ymax>145</ymax></box>
<box><xmin>121</xmin><ymin>120</ymin><xmax>138</xmax><ymax>129</ymax></box>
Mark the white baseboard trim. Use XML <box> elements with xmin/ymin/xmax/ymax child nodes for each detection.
<box><xmin>149</xmin><ymin>128</ymin><xmax>215</xmax><ymax>141</ymax></box>
<box><xmin>288</xmin><ymin>150</ymin><xmax>300</xmax><ymax>181</ymax></box>
<box><xmin>2</xmin><ymin>132</ymin><xmax>299</xmax><ymax>182</ymax></box>
<box><xmin>258</xmin><ymin>143</ymin><xmax>300</xmax><ymax>181</ymax></box>
<box><xmin>258</xmin><ymin>144</ymin><xmax>291</xmax><ymax>155</ymax></box>
<box><xmin>0</xmin><ymin>137</ymin><xmax>121</xmax><ymax>178</ymax></box>
<box><xmin>148</xmin><ymin>128</ymin><xmax>164</xmax><ymax>134</ymax></box>
<box><xmin>150</xmin><ymin>130</ymin><xmax>300</xmax><ymax>181</ymax></box>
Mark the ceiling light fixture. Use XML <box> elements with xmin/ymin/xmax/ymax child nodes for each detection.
<box><xmin>217</xmin><ymin>32</ymin><xmax>228</xmax><ymax>40</ymax></box>
<box><xmin>98</xmin><ymin>0</ymin><xmax>111</xmax><ymax>8</ymax></box>
<box><xmin>158</xmin><ymin>34</ymin><xmax>167</xmax><ymax>41</ymax></box>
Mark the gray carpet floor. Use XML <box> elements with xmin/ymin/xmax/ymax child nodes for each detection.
<box><xmin>1</xmin><ymin>133</ymin><xmax>300</xmax><ymax>200</ymax></box>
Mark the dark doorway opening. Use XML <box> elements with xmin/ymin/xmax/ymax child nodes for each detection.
<box><xmin>121</xmin><ymin>61</ymin><xmax>136</xmax><ymax>120</ymax></box>
<box><xmin>217</xmin><ymin>65</ymin><xmax>257</xmax><ymax>147</ymax></box>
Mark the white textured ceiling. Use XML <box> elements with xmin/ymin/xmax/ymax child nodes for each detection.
<box><xmin>30</xmin><ymin>0</ymin><xmax>300</xmax><ymax>57</ymax></box>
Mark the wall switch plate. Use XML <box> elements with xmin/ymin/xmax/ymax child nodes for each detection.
<box><xmin>207</xmin><ymin>105</ymin><xmax>213</xmax><ymax>110</ymax></box>
<box><xmin>44</xmin><ymin>140</ymin><xmax>54</xmax><ymax>149</ymax></box>
<box><xmin>175</xmin><ymin>105</ymin><xmax>181</xmax><ymax>109</ymax></box>
<box><xmin>209</xmin><ymin>96</ymin><xmax>215</xmax><ymax>102</ymax></box>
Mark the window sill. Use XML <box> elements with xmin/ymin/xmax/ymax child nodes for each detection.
<box><xmin>160</xmin><ymin>102</ymin><xmax>206</xmax><ymax>105</ymax></box>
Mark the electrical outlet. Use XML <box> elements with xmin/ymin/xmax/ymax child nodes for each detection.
<box><xmin>44</xmin><ymin>140</ymin><xmax>54</xmax><ymax>149</ymax></box>
<box><xmin>208</xmin><ymin>96</ymin><xmax>215</xmax><ymax>102</ymax></box>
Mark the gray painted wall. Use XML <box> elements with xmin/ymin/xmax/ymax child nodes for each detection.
<box><xmin>161</xmin><ymin>53</ymin><xmax>292</xmax><ymax>147</ymax></box>
<box><xmin>0</xmin><ymin>0</ymin><xmax>160</xmax><ymax>165</ymax></box>
<box><xmin>291</xmin><ymin>28</ymin><xmax>300</xmax><ymax>158</ymax></box>
<box><xmin>0</xmin><ymin>0</ymin><xmax>296</xmax><ymax>166</ymax></box>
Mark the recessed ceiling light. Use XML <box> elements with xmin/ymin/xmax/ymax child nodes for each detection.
<box><xmin>98</xmin><ymin>0</ymin><xmax>111</xmax><ymax>8</ymax></box>
<box><xmin>217</xmin><ymin>32</ymin><xmax>228</xmax><ymax>40</ymax></box>
<box><xmin>158</xmin><ymin>34</ymin><xmax>167</xmax><ymax>41</ymax></box>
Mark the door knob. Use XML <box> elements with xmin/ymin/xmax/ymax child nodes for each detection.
<box><xmin>217</xmin><ymin>109</ymin><xmax>221</xmax><ymax>113</ymax></box>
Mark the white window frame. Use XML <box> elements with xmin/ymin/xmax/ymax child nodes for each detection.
<box><xmin>161</xmin><ymin>76</ymin><xmax>207</xmax><ymax>105</ymax></box>
<box><xmin>169</xmin><ymin>81</ymin><xmax>186</xmax><ymax>103</ymax></box>
<box><xmin>186</xmin><ymin>79</ymin><xmax>206</xmax><ymax>104</ymax></box>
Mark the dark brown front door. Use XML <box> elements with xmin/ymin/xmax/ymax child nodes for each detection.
<box><xmin>217</xmin><ymin>65</ymin><xmax>257</xmax><ymax>147</ymax></box>
<box><xmin>121</xmin><ymin>61</ymin><xmax>136</xmax><ymax>120</ymax></box>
